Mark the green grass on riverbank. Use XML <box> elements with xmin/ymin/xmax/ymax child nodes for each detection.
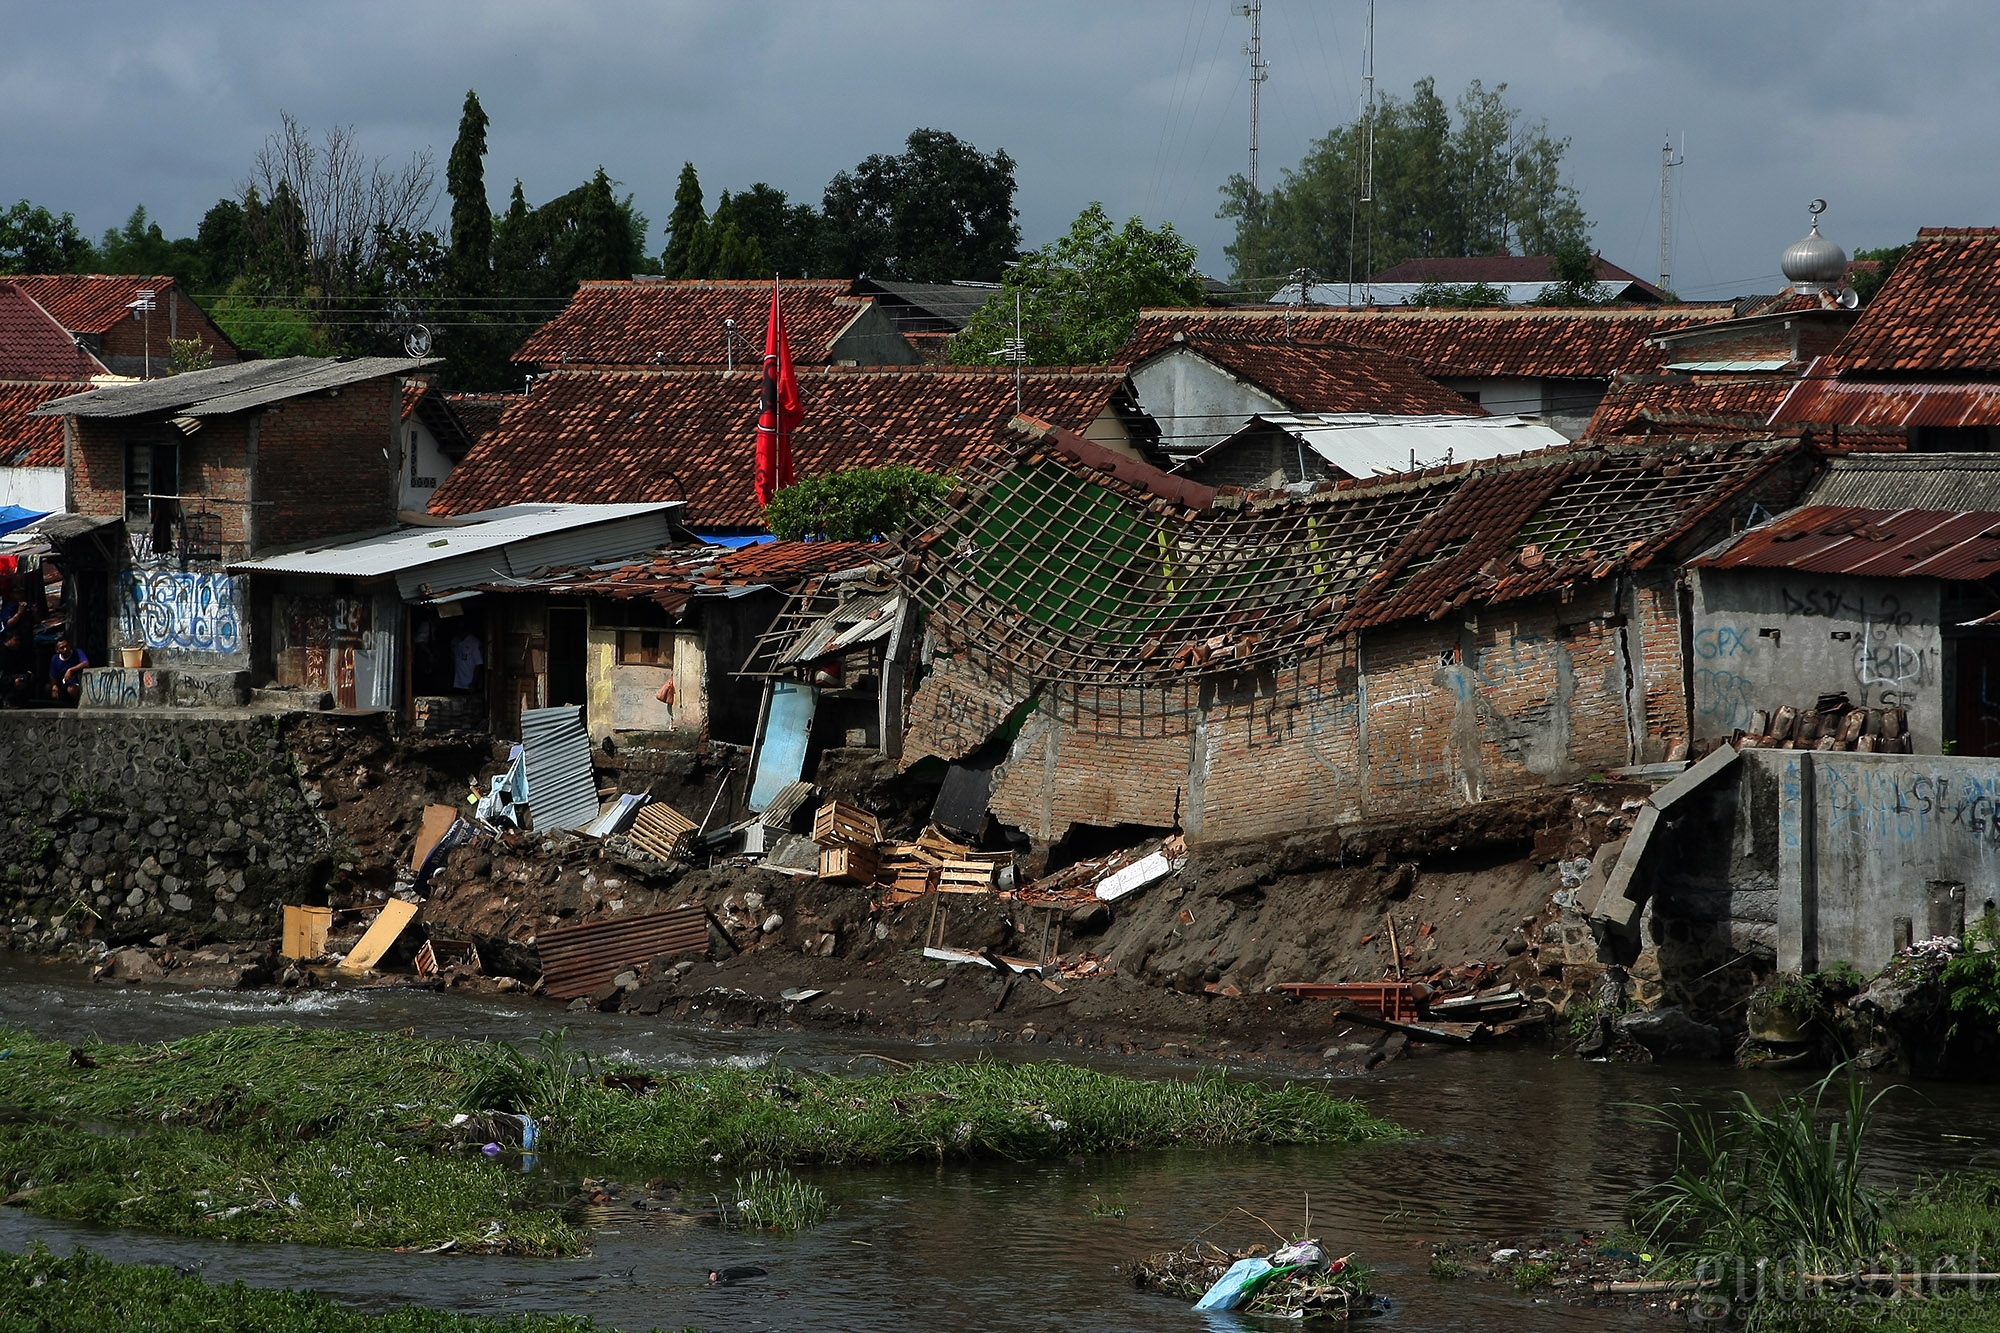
<box><xmin>0</xmin><ymin>1024</ymin><xmax>1400</xmax><ymax>1254</ymax></box>
<box><xmin>0</xmin><ymin>1245</ymin><xmax>691</xmax><ymax>1333</ymax></box>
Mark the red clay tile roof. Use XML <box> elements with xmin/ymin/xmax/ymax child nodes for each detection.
<box><xmin>905</xmin><ymin>428</ymin><xmax>1801</xmax><ymax>685</ymax></box>
<box><xmin>8</xmin><ymin>274</ymin><xmax>179</xmax><ymax>335</ymax></box>
<box><xmin>524</xmin><ymin>539</ymin><xmax>888</xmax><ymax>613</ymax></box>
<box><xmin>399</xmin><ymin>381</ymin><xmax>427</xmax><ymax>421</ymax></box>
<box><xmin>443</xmin><ymin>392</ymin><xmax>518</xmax><ymax>444</ymax></box>
<box><xmin>430</xmin><ymin>366</ymin><xmax>1127</xmax><ymax>529</ymax></box>
<box><xmin>1584</xmin><ymin>376</ymin><xmax>1798</xmax><ymax>439</ymax></box>
<box><xmin>514</xmin><ymin>279</ymin><xmax>885</xmax><ymax>369</ymax></box>
<box><xmin>1123</xmin><ymin>306</ymin><xmax>1738</xmax><ymax>380</ymax></box>
<box><xmin>0</xmin><ymin>381</ymin><xmax>83</xmax><ymax>467</ymax></box>
<box><xmin>1370</xmin><ymin>254</ymin><xmax>1667</xmax><ymax>300</ymax></box>
<box><xmin>0</xmin><ymin>282</ymin><xmax>108</xmax><ymax>381</ymax></box>
<box><xmin>1141</xmin><ymin>336</ymin><xmax>1484</xmax><ymax>417</ymax></box>
<box><xmin>1830</xmin><ymin>229</ymin><xmax>2000</xmax><ymax>373</ymax></box>
<box><xmin>1692</xmin><ymin>505</ymin><xmax>2000</xmax><ymax>580</ymax></box>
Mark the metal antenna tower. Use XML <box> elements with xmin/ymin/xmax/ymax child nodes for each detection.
<box><xmin>1235</xmin><ymin>2</ymin><xmax>1270</xmax><ymax>201</ymax></box>
<box><xmin>1659</xmin><ymin>134</ymin><xmax>1685</xmax><ymax>293</ymax></box>
<box><xmin>1359</xmin><ymin>0</ymin><xmax>1375</xmax><ymax>205</ymax></box>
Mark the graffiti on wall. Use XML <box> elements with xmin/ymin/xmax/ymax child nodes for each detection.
<box><xmin>1693</xmin><ymin>623</ymin><xmax>1759</xmax><ymax>732</ymax></box>
<box><xmin>119</xmin><ymin>569</ymin><xmax>243</xmax><ymax>655</ymax></box>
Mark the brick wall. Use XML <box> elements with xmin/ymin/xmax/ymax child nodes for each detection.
<box><xmin>1634</xmin><ymin>573</ymin><xmax>1688</xmax><ymax>760</ymax></box>
<box><xmin>95</xmin><ymin>284</ymin><xmax>238</xmax><ymax>373</ymax></box>
<box><xmin>254</xmin><ymin>378</ymin><xmax>401</xmax><ymax>550</ymax></box>
<box><xmin>901</xmin><ymin>652</ymin><xmax>1033</xmax><ymax>762</ymax></box>
<box><xmin>70</xmin><ymin>416</ymin><xmax>253</xmax><ymax>555</ymax></box>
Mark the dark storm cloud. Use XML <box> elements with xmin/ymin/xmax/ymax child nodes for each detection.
<box><xmin>3</xmin><ymin>1</ymin><xmax>1992</xmax><ymax>299</ymax></box>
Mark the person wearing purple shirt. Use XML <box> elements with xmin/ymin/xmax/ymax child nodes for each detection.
<box><xmin>47</xmin><ymin>635</ymin><xmax>87</xmax><ymax>704</ymax></box>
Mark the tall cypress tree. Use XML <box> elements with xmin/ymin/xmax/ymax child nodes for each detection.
<box><xmin>659</xmin><ymin>162</ymin><xmax>708</xmax><ymax>279</ymax></box>
<box><xmin>446</xmin><ymin>89</ymin><xmax>492</xmax><ymax>293</ymax></box>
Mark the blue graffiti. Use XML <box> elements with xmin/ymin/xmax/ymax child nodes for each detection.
<box><xmin>120</xmin><ymin>570</ymin><xmax>242</xmax><ymax>654</ymax></box>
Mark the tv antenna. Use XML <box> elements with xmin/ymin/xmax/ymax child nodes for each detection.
<box><xmin>403</xmin><ymin>324</ymin><xmax>433</xmax><ymax>357</ymax></box>
<box><xmin>1659</xmin><ymin>134</ymin><xmax>1685</xmax><ymax>293</ymax></box>
<box><xmin>1235</xmin><ymin>1</ymin><xmax>1270</xmax><ymax>203</ymax></box>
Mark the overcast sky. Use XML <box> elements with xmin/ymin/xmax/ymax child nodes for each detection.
<box><xmin>4</xmin><ymin>1</ymin><xmax>1994</xmax><ymax>300</ymax></box>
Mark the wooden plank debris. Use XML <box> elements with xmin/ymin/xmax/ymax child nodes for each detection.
<box><xmin>410</xmin><ymin>804</ymin><xmax>458</xmax><ymax>871</ymax></box>
<box><xmin>818</xmin><ymin>843</ymin><xmax>881</xmax><ymax>884</ymax></box>
<box><xmin>338</xmin><ymin>899</ymin><xmax>420</xmax><ymax>972</ymax></box>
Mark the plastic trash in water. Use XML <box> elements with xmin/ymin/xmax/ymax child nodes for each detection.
<box><xmin>517</xmin><ymin>1114</ymin><xmax>537</xmax><ymax>1151</ymax></box>
<box><xmin>1269</xmin><ymin>1240</ymin><xmax>1329</xmax><ymax>1273</ymax></box>
<box><xmin>482</xmin><ymin>1142</ymin><xmax>501</xmax><ymax>1156</ymax></box>
<box><xmin>1193</xmin><ymin>1257</ymin><xmax>1287</xmax><ymax>1311</ymax></box>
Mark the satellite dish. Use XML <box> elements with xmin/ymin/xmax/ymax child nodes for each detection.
<box><xmin>1839</xmin><ymin>287</ymin><xmax>1861</xmax><ymax>309</ymax></box>
<box><xmin>404</xmin><ymin>324</ymin><xmax>433</xmax><ymax>357</ymax></box>
<box><xmin>1808</xmin><ymin>198</ymin><xmax>1827</xmax><ymax>216</ymax></box>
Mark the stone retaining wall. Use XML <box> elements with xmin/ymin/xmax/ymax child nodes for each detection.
<box><xmin>0</xmin><ymin>712</ymin><xmax>335</xmax><ymax>954</ymax></box>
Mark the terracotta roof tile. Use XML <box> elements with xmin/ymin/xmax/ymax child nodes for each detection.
<box><xmin>8</xmin><ymin>274</ymin><xmax>179</xmax><ymax>335</ymax></box>
<box><xmin>1123</xmin><ymin>306</ymin><xmax>1738</xmax><ymax>380</ymax></box>
<box><xmin>430</xmin><ymin>365</ymin><xmax>1127</xmax><ymax>530</ymax></box>
<box><xmin>514</xmin><ymin>279</ymin><xmax>884</xmax><ymax>369</ymax></box>
<box><xmin>0</xmin><ymin>380</ymin><xmax>84</xmax><ymax>467</ymax></box>
<box><xmin>443</xmin><ymin>392</ymin><xmax>518</xmax><ymax>444</ymax></box>
<box><xmin>1143</xmin><ymin>336</ymin><xmax>1484</xmax><ymax>417</ymax></box>
<box><xmin>399</xmin><ymin>380</ymin><xmax>427</xmax><ymax>421</ymax></box>
<box><xmin>1584</xmin><ymin>376</ymin><xmax>1798</xmax><ymax>439</ymax></box>
<box><xmin>0</xmin><ymin>282</ymin><xmax>108</xmax><ymax>381</ymax></box>
<box><xmin>1829</xmin><ymin>229</ymin><xmax>2000</xmax><ymax>373</ymax></box>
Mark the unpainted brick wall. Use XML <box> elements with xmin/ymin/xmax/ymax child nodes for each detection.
<box><xmin>254</xmin><ymin>379</ymin><xmax>401</xmax><ymax>550</ymax></box>
<box><xmin>70</xmin><ymin>416</ymin><xmax>253</xmax><ymax>555</ymax></box>
<box><xmin>96</xmin><ymin>285</ymin><xmax>239</xmax><ymax>367</ymax></box>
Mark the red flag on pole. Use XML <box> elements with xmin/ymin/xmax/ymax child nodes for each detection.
<box><xmin>756</xmin><ymin>278</ymin><xmax>802</xmax><ymax>505</ymax></box>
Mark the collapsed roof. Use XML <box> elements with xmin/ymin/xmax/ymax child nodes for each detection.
<box><xmin>902</xmin><ymin>424</ymin><xmax>1804</xmax><ymax>691</ymax></box>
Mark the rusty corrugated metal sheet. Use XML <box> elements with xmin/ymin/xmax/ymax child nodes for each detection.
<box><xmin>1771</xmin><ymin>367</ymin><xmax>2000</xmax><ymax>428</ymax></box>
<box><xmin>1693</xmin><ymin>505</ymin><xmax>2000</xmax><ymax>580</ymax></box>
<box><xmin>535</xmin><ymin>907</ymin><xmax>709</xmax><ymax>999</ymax></box>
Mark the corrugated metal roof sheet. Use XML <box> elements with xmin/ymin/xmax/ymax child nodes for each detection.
<box><xmin>1769</xmin><ymin>366</ymin><xmax>2000</xmax><ymax>428</ymax></box>
<box><xmin>228</xmin><ymin>503</ymin><xmax>677</xmax><ymax>583</ymax></box>
<box><xmin>520</xmin><ymin>704</ymin><xmax>601</xmax><ymax>832</ymax></box>
<box><xmin>535</xmin><ymin>907</ymin><xmax>708</xmax><ymax>999</ymax></box>
<box><xmin>1666</xmin><ymin>360</ymin><xmax>1793</xmax><ymax>373</ymax></box>
<box><xmin>1693</xmin><ymin>505</ymin><xmax>2000</xmax><ymax>579</ymax></box>
<box><xmin>1804</xmin><ymin>455</ymin><xmax>2000</xmax><ymax>511</ymax></box>
<box><xmin>34</xmin><ymin>356</ymin><xmax>436</xmax><ymax>418</ymax></box>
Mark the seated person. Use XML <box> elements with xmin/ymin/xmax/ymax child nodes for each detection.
<box><xmin>0</xmin><ymin>588</ymin><xmax>27</xmax><ymax>640</ymax></box>
<box><xmin>47</xmin><ymin>634</ymin><xmax>87</xmax><ymax>705</ymax></box>
<box><xmin>0</xmin><ymin>630</ymin><xmax>33</xmax><ymax>707</ymax></box>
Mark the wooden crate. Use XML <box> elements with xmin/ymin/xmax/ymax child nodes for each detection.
<box><xmin>813</xmin><ymin>800</ymin><xmax>881</xmax><ymax>848</ymax></box>
<box><xmin>937</xmin><ymin>859</ymin><xmax>996</xmax><ymax>893</ymax></box>
<box><xmin>629</xmin><ymin>803</ymin><xmax>697</xmax><ymax>861</ymax></box>
<box><xmin>916</xmin><ymin>826</ymin><xmax>971</xmax><ymax>859</ymax></box>
<box><xmin>281</xmin><ymin>904</ymin><xmax>333</xmax><ymax>960</ymax></box>
<box><xmin>819</xmin><ymin>843</ymin><xmax>881</xmax><ymax>884</ymax></box>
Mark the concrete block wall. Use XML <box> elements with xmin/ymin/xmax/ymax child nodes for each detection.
<box><xmin>0</xmin><ymin>712</ymin><xmax>334</xmax><ymax>954</ymax></box>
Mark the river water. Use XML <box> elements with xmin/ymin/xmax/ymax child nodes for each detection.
<box><xmin>6</xmin><ymin>958</ymin><xmax>2000</xmax><ymax>1332</ymax></box>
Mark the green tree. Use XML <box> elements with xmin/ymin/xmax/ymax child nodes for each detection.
<box><xmin>1219</xmin><ymin>77</ymin><xmax>1589</xmax><ymax>294</ymax></box>
<box><xmin>716</xmin><ymin>183</ymin><xmax>821</xmax><ymax>277</ymax></box>
<box><xmin>0</xmin><ymin>200</ymin><xmax>95</xmax><ymax>273</ymax></box>
<box><xmin>96</xmin><ymin>206</ymin><xmax>179</xmax><ymax>276</ymax></box>
<box><xmin>819</xmin><ymin>129</ymin><xmax>1019</xmax><ymax>281</ymax></box>
<box><xmin>1406</xmin><ymin>279</ymin><xmax>1510</xmax><ymax>309</ymax></box>
<box><xmin>446</xmin><ymin>89</ymin><xmax>492</xmax><ymax>294</ymax></box>
<box><xmin>764</xmin><ymin>465</ymin><xmax>952</xmax><ymax>541</ymax></box>
<box><xmin>1849</xmin><ymin>241</ymin><xmax>1912</xmax><ymax>306</ymax></box>
<box><xmin>659</xmin><ymin>162</ymin><xmax>709</xmax><ymax>279</ymax></box>
<box><xmin>1531</xmin><ymin>235</ymin><xmax>1613</xmax><ymax>307</ymax></box>
<box><xmin>951</xmin><ymin>203</ymin><xmax>1203</xmax><ymax>365</ymax></box>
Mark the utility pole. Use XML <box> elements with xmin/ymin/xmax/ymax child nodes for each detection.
<box><xmin>1659</xmin><ymin>134</ymin><xmax>1685</xmax><ymax>294</ymax></box>
<box><xmin>1236</xmin><ymin>1</ymin><xmax>1269</xmax><ymax>203</ymax></box>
